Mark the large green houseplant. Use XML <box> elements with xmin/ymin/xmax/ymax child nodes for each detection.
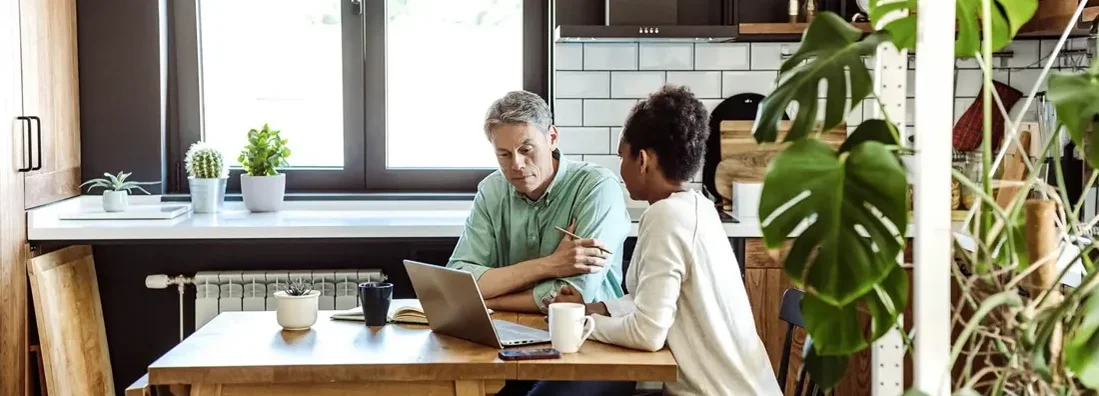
<box><xmin>756</xmin><ymin>0</ymin><xmax>1099</xmax><ymax>393</ymax></box>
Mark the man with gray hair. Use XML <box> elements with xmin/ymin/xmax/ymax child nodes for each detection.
<box><xmin>446</xmin><ymin>90</ymin><xmax>635</xmax><ymax>395</ymax></box>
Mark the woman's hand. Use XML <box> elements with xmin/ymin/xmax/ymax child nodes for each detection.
<box><xmin>551</xmin><ymin>285</ymin><xmax>610</xmax><ymax>317</ymax></box>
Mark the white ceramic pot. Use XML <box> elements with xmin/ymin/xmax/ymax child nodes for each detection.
<box><xmin>102</xmin><ymin>190</ymin><xmax>129</xmax><ymax>212</ymax></box>
<box><xmin>240</xmin><ymin>174</ymin><xmax>286</xmax><ymax>212</ymax></box>
<box><xmin>274</xmin><ymin>290</ymin><xmax>320</xmax><ymax>331</ymax></box>
<box><xmin>188</xmin><ymin>177</ymin><xmax>228</xmax><ymax>213</ymax></box>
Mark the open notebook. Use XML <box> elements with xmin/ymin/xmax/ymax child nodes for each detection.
<box><xmin>330</xmin><ymin>299</ymin><xmax>493</xmax><ymax>325</ymax></box>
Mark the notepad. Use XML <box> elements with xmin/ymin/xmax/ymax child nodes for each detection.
<box><xmin>330</xmin><ymin>299</ymin><xmax>492</xmax><ymax>325</ymax></box>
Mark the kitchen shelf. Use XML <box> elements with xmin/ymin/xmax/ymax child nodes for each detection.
<box><xmin>739</xmin><ymin>21</ymin><xmax>873</xmax><ymax>35</ymax></box>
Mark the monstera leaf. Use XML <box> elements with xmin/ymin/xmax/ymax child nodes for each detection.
<box><xmin>802</xmin><ymin>266</ymin><xmax>909</xmax><ymax>355</ymax></box>
<box><xmin>870</xmin><ymin>0</ymin><xmax>1037</xmax><ymax>57</ymax></box>
<box><xmin>1066</xmin><ymin>293</ymin><xmax>1099</xmax><ymax>389</ymax></box>
<box><xmin>759</xmin><ymin>137</ymin><xmax>908</xmax><ymax>307</ymax></box>
<box><xmin>803</xmin><ymin>337</ymin><xmax>850</xmax><ymax>389</ymax></box>
<box><xmin>1047</xmin><ymin>69</ymin><xmax>1099</xmax><ymax>169</ymax></box>
<box><xmin>752</xmin><ymin>13</ymin><xmax>887</xmax><ymax>145</ymax></box>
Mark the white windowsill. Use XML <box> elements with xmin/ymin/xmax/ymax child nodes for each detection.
<box><xmin>27</xmin><ymin>195</ymin><xmax>767</xmax><ymax>241</ymax></box>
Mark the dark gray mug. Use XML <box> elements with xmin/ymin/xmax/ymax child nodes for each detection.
<box><xmin>359</xmin><ymin>282</ymin><xmax>393</xmax><ymax>326</ymax></box>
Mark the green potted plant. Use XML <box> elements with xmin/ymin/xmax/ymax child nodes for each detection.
<box><xmin>238</xmin><ymin>123</ymin><xmax>291</xmax><ymax>212</ymax></box>
<box><xmin>79</xmin><ymin>172</ymin><xmax>160</xmax><ymax>212</ymax></box>
<box><xmin>184</xmin><ymin>141</ymin><xmax>228</xmax><ymax>213</ymax></box>
<box><xmin>754</xmin><ymin>0</ymin><xmax>1099</xmax><ymax>393</ymax></box>
<box><xmin>274</xmin><ymin>279</ymin><xmax>319</xmax><ymax>331</ymax></box>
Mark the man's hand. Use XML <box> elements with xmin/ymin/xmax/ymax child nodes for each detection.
<box><xmin>552</xmin><ymin>284</ymin><xmax>585</xmax><ymax>304</ymax></box>
<box><xmin>541</xmin><ymin>219</ymin><xmax>610</xmax><ymax>278</ymax></box>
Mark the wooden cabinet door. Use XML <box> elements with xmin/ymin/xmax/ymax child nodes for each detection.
<box><xmin>0</xmin><ymin>0</ymin><xmax>28</xmax><ymax>394</ymax></box>
<box><xmin>20</xmin><ymin>0</ymin><xmax>81</xmax><ymax>209</ymax></box>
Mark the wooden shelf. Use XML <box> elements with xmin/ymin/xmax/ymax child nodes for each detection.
<box><xmin>738</xmin><ymin>22</ymin><xmax>873</xmax><ymax>36</ymax></box>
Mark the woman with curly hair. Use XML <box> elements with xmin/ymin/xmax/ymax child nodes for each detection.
<box><xmin>554</xmin><ymin>85</ymin><xmax>782</xmax><ymax>396</ymax></box>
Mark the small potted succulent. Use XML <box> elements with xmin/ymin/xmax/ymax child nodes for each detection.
<box><xmin>238</xmin><ymin>123</ymin><xmax>291</xmax><ymax>212</ymax></box>
<box><xmin>184</xmin><ymin>141</ymin><xmax>228</xmax><ymax>213</ymax></box>
<box><xmin>274</xmin><ymin>279</ymin><xmax>319</xmax><ymax>331</ymax></box>
<box><xmin>80</xmin><ymin>172</ymin><xmax>160</xmax><ymax>212</ymax></box>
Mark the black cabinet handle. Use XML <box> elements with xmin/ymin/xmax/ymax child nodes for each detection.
<box><xmin>15</xmin><ymin>116</ymin><xmax>31</xmax><ymax>172</ymax></box>
<box><xmin>28</xmin><ymin>116</ymin><xmax>41</xmax><ymax>171</ymax></box>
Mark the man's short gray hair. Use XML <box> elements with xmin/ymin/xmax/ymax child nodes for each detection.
<box><xmin>484</xmin><ymin>91</ymin><xmax>552</xmax><ymax>137</ymax></box>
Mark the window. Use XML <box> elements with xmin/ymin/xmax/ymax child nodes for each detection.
<box><xmin>172</xmin><ymin>0</ymin><xmax>549</xmax><ymax>193</ymax></box>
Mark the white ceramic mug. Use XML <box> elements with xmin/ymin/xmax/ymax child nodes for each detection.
<box><xmin>548</xmin><ymin>303</ymin><xmax>595</xmax><ymax>353</ymax></box>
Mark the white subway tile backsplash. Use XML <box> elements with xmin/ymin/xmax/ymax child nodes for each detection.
<box><xmin>862</xmin><ymin>98</ymin><xmax>879</xmax><ymax>121</ymax></box>
<box><xmin>955</xmin><ymin>69</ymin><xmax>1010</xmax><ymax>97</ymax></box>
<box><xmin>584</xmin><ymin>99</ymin><xmax>638</xmax><ymax>127</ymax></box>
<box><xmin>557</xmin><ymin>127</ymin><xmax>612</xmax><ymax>154</ymax></box>
<box><xmin>667</xmin><ymin>71</ymin><xmax>722</xmax><ymax>98</ymax></box>
<box><xmin>750</xmin><ymin>43</ymin><xmax>799</xmax><ymax>70</ymax></box>
<box><xmin>847</xmin><ymin>100</ymin><xmax>865</xmax><ymax>125</ymax></box>
<box><xmin>552</xmin><ymin>37</ymin><xmax>1056</xmax><ymax>159</ymax></box>
<box><xmin>554</xmin><ymin>100</ymin><xmax>583</xmax><ymax>126</ymax></box>
<box><xmin>611</xmin><ymin>72</ymin><xmax>666</xmax><ymax>98</ymax></box>
<box><xmin>557</xmin><ymin>72</ymin><xmax>610</xmax><ymax>98</ymax></box>
<box><xmin>954</xmin><ymin>98</ymin><xmax>971</xmax><ymax>124</ymax></box>
<box><xmin>584</xmin><ymin>43</ymin><xmax>639</xmax><ymax>70</ymax></box>
<box><xmin>694</xmin><ymin>43</ymin><xmax>750</xmax><ymax>70</ymax></box>
<box><xmin>1005</xmin><ymin>41</ymin><xmax>1039</xmax><ymax>68</ymax></box>
<box><xmin>722</xmin><ymin>71</ymin><xmax>778</xmax><ymax>97</ymax></box>
<box><xmin>582</xmin><ymin>155</ymin><xmax>622</xmax><ymax>180</ymax></box>
<box><xmin>956</xmin><ymin>57</ymin><xmax>980</xmax><ymax>69</ymax></box>
<box><xmin>1009</xmin><ymin>69</ymin><xmax>1047</xmax><ymax>94</ymax></box>
<box><xmin>701</xmin><ymin>99</ymin><xmax>724</xmax><ymax>113</ymax></box>
<box><xmin>639</xmin><ymin>43</ymin><xmax>693</xmax><ymax>70</ymax></box>
<box><xmin>556</xmin><ymin>43</ymin><xmax>584</xmax><ymax>70</ymax></box>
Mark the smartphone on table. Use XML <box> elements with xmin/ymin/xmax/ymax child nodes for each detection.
<box><xmin>498</xmin><ymin>348</ymin><xmax>561</xmax><ymax>361</ymax></box>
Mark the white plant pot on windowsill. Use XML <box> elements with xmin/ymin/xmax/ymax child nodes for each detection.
<box><xmin>102</xmin><ymin>190</ymin><xmax>129</xmax><ymax>212</ymax></box>
<box><xmin>274</xmin><ymin>290</ymin><xmax>320</xmax><ymax>331</ymax></box>
<box><xmin>240</xmin><ymin>173</ymin><xmax>286</xmax><ymax>212</ymax></box>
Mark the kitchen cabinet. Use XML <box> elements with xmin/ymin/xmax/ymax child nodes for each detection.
<box><xmin>744</xmin><ymin>238</ymin><xmax>899</xmax><ymax>396</ymax></box>
<box><xmin>18</xmin><ymin>0</ymin><xmax>81</xmax><ymax>209</ymax></box>
<box><xmin>1</xmin><ymin>0</ymin><xmax>81</xmax><ymax>394</ymax></box>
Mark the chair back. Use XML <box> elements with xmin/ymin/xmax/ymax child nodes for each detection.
<box><xmin>775</xmin><ymin>288</ymin><xmax>822</xmax><ymax>396</ymax></box>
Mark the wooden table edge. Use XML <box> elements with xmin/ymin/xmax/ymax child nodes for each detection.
<box><xmin>147</xmin><ymin>362</ymin><xmax>517</xmax><ymax>385</ymax></box>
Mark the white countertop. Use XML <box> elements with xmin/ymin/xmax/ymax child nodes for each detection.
<box><xmin>27</xmin><ymin>196</ymin><xmax>766</xmax><ymax>241</ymax></box>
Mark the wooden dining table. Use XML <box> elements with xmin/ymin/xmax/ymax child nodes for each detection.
<box><xmin>127</xmin><ymin>310</ymin><xmax>678</xmax><ymax>396</ymax></box>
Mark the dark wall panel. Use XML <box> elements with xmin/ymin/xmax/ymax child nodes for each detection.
<box><xmin>77</xmin><ymin>0</ymin><xmax>167</xmax><ymax>193</ymax></box>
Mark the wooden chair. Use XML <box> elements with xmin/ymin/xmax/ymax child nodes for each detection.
<box><xmin>776</xmin><ymin>288</ymin><xmax>822</xmax><ymax>396</ymax></box>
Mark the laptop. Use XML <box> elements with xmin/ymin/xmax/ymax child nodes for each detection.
<box><xmin>403</xmin><ymin>260</ymin><xmax>551</xmax><ymax>349</ymax></box>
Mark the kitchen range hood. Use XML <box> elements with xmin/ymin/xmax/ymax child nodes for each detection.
<box><xmin>555</xmin><ymin>0</ymin><xmax>738</xmax><ymax>42</ymax></box>
<box><xmin>554</xmin><ymin>25</ymin><xmax>739</xmax><ymax>42</ymax></box>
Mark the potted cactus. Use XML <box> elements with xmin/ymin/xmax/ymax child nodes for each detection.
<box><xmin>274</xmin><ymin>279</ymin><xmax>320</xmax><ymax>331</ymax></box>
<box><xmin>238</xmin><ymin>123</ymin><xmax>290</xmax><ymax>212</ymax></box>
<box><xmin>80</xmin><ymin>172</ymin><xmax>160</xmax><ymax>212</ymax></box>
<box><xmin>184</xmin><ymin>141</ymin><xmax>228</xmax><ymax>213</ymax></box>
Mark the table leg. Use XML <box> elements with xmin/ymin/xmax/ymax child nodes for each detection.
<box><xmin>454</xmin><ymin>380</ymin><xmax>486</xmax><ymax>396</ymax></box>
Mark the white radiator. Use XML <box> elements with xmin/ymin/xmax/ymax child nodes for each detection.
<box><xmin>191</xmin><ymin>269</ymin><xmax>386</xmax><ymax>330</ymax></box>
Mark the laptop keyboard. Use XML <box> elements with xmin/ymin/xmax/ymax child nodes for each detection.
<box><xmin>493</xmin><ymin>320</ymin><xmax>548</xmax><ymax>342</ymax></box>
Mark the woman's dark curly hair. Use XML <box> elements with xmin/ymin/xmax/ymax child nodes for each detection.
<box><xmin>620</xmin><ymin>84</ymin><xmax>710</xmax><ymax>182</ymax></box>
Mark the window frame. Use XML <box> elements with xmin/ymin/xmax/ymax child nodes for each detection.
<box><xmin>169</xmin><ymin>0</ymin><xmax>552</xmax><ymax>194</ymax></box>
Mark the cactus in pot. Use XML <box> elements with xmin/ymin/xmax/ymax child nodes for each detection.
<box><xmin>185</xmin><ymin>142</ymin><xmax>228</xmax><ymax>213</ymax></box>
<box><xmin>274</xmin><ymin>278</ymin><xmax>319</xmax><ymax>331</ymax></box>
